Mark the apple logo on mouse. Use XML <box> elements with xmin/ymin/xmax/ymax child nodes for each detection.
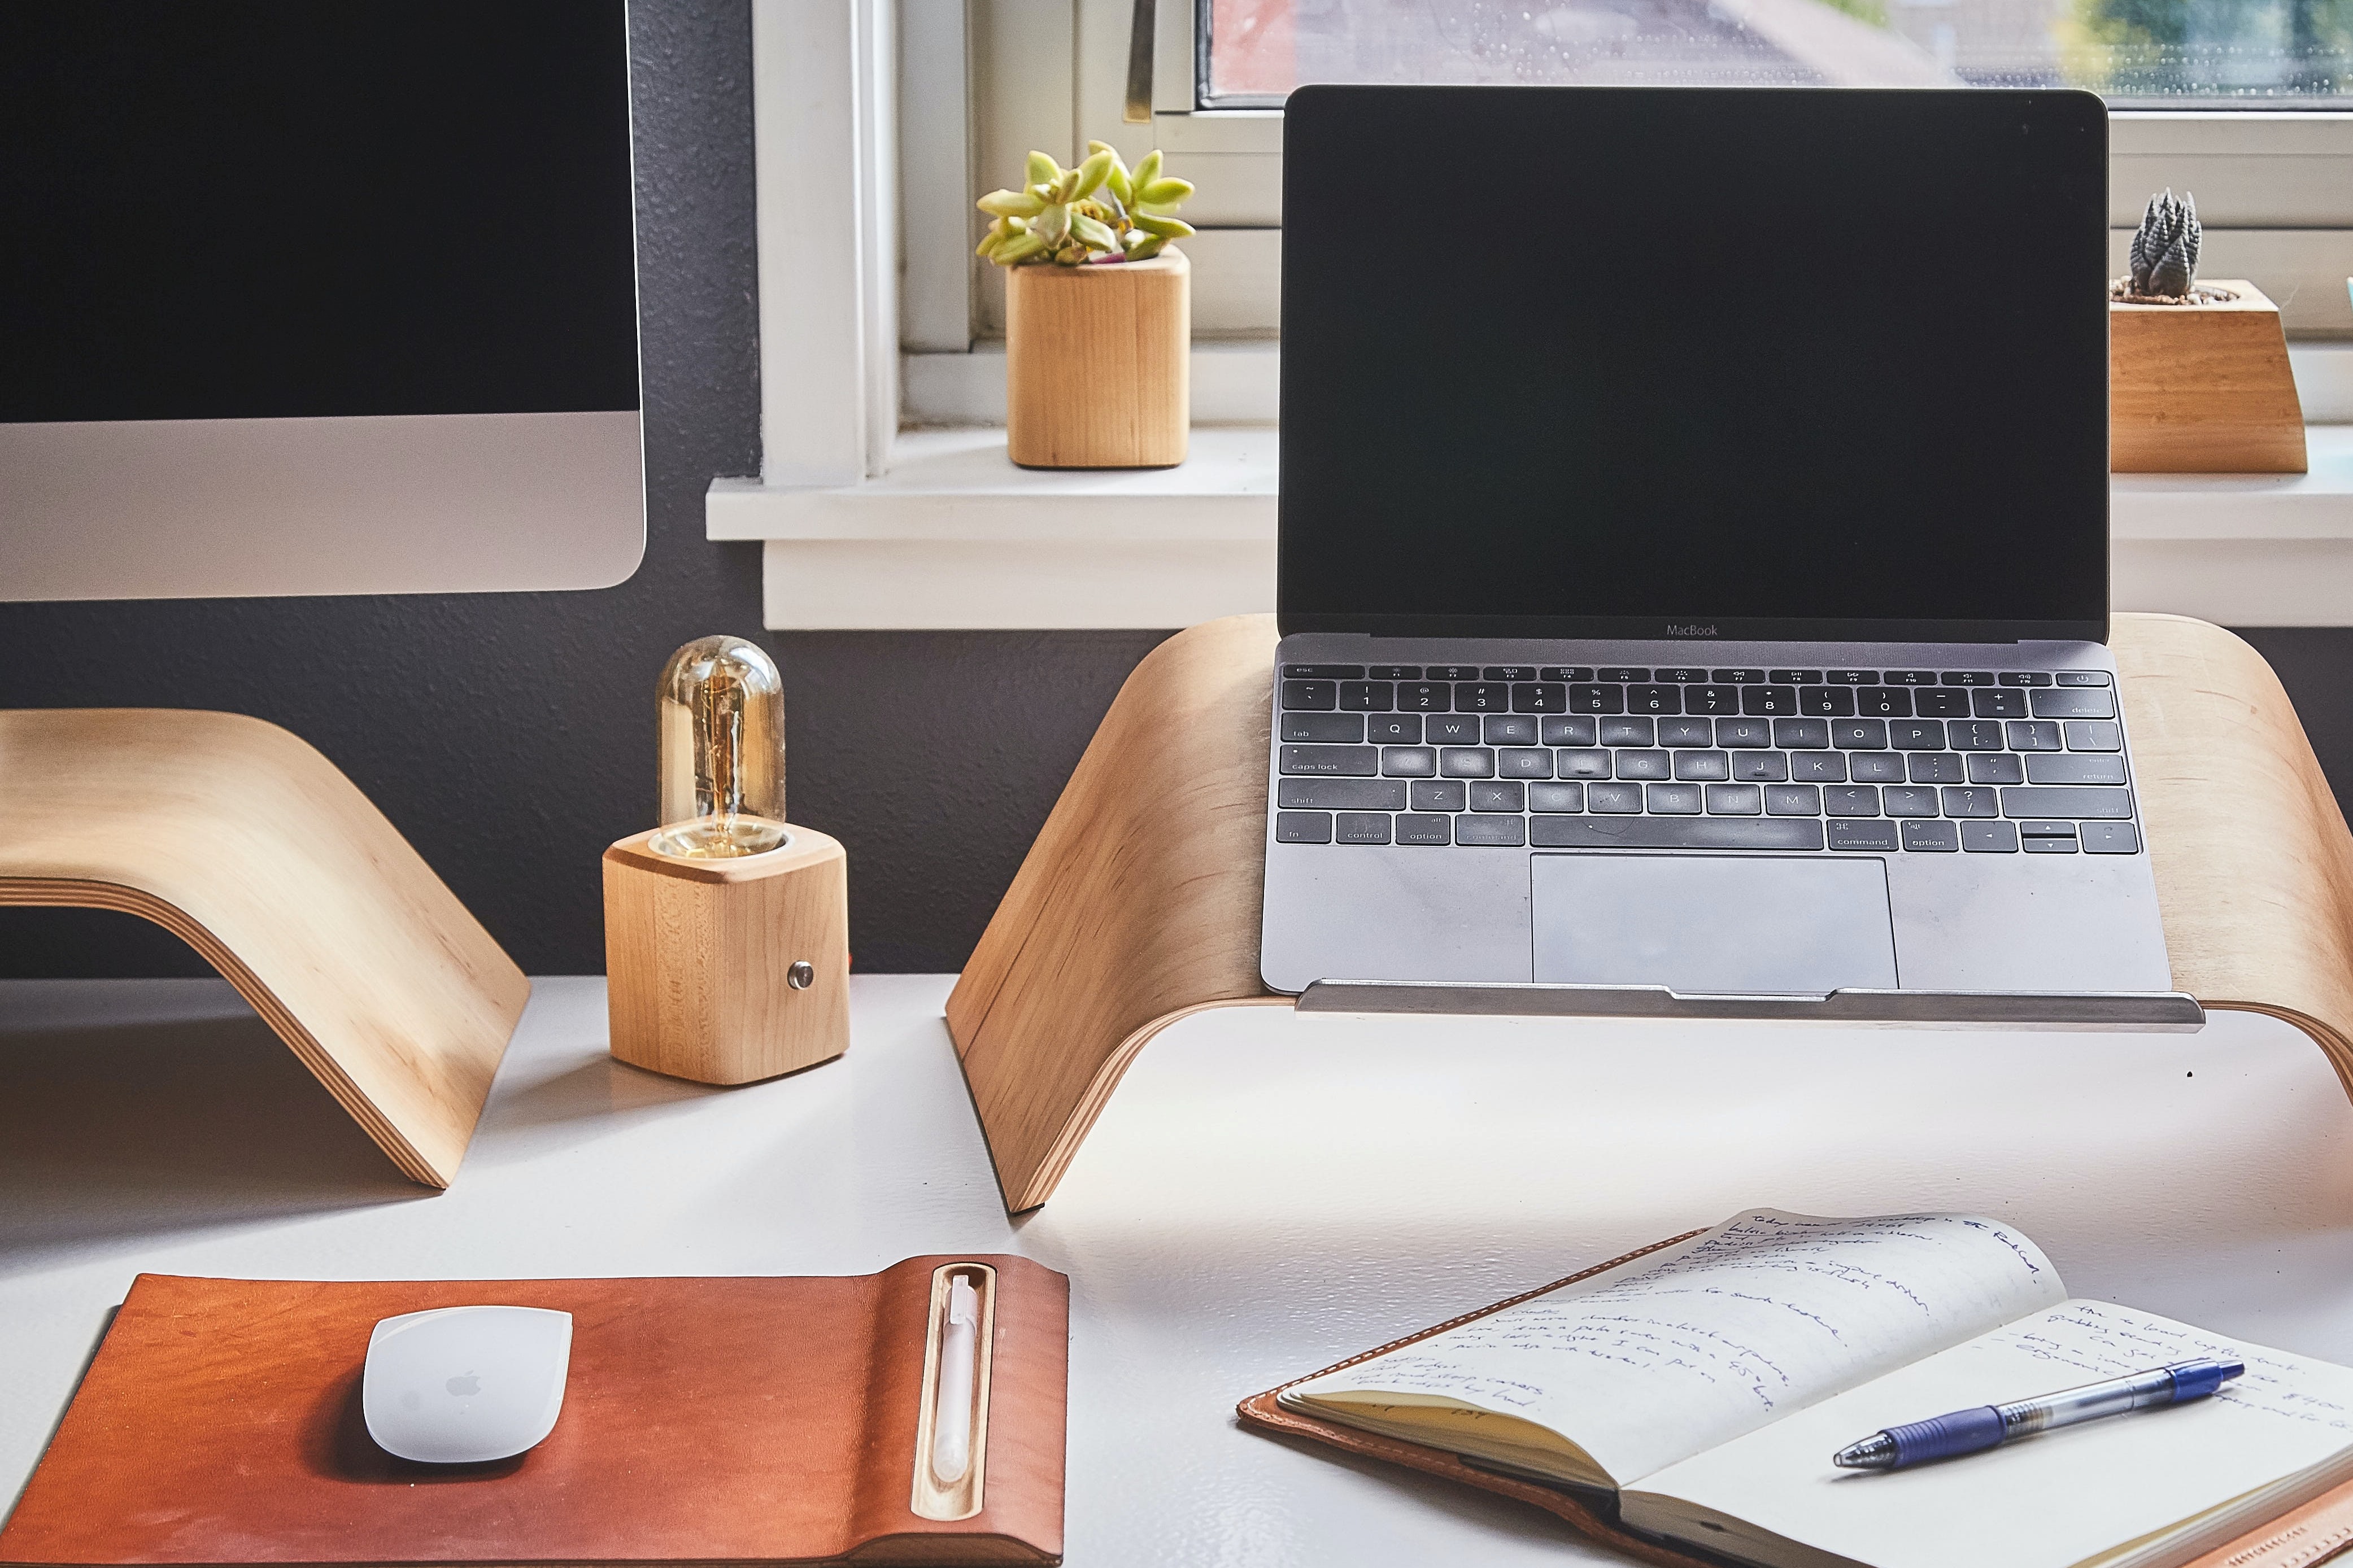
<box><xmin>361</xmin><ymin>1306</ymin><xmax>572</xmax><ymax>1464</ymax></box>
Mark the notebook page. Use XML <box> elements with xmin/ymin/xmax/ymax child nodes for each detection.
<box><xmin>1285</xmin><ymin>1210</ymin><xmax>2066</xmax><ymax>1484</ymax></box>
<box><xmin>1624</xmin><ymin>1300</ymin><xmax>2353</xmax><ymax>1568</ymax></box>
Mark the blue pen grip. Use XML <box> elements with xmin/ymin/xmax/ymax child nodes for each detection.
<box><xmin>1885</xmin><ymin>1405</ymin><xmax>2006</xmax><ymax>1467</ymax></box>
<box><xmin>2167</xmin><ymin>1360</ymin><xmax>2241</xmax><ymax>1401</ymax></box>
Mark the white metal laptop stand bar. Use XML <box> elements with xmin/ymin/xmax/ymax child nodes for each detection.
<box><xmin>1296</xmin><ymin>981</ymin><xmax>2207</xmax><ymax>1030</ymax></box>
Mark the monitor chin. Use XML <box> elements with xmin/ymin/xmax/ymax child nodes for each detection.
<box><xmin>0</xmin><ymin>410</ymin><xmax>645</xmax><ymax>602</ymax></box>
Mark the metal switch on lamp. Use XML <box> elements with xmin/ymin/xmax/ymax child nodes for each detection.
<box><xmin>601</xmin><ymin>636</ymin><xmax>849</xmax><ymax>1084</ymax></box>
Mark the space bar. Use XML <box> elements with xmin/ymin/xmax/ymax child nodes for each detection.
<box><xmin>1530</xmin><ymin>818</ymin><xmax>1825</xmax><ymax>850</ymax></box>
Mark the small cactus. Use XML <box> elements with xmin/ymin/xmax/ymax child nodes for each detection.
<box><xmin>2128</xmin><ymin>189</ymin><xmax>2201</xmax><ymax>299</ymax></box>
<box><xmin>975</xmin><ymin>142</ymin><xmax>1195</xmax><ymax>268</ymax></box>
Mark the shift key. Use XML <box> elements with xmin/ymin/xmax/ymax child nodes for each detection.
<box><xmin>1280</xmin><ymin>744</ymin><xmax>1378</xmax><ymax>776</ymax></box>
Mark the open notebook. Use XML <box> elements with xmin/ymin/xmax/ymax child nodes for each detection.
<box><xmin>1266</xmin><ymin>1211</ymin><xmax>2353</xmax><ymax>1568</ymax></box>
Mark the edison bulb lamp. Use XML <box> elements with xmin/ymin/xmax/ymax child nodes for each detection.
<box><xmin>603</xmin><ymin>635</ymin><xmax>848</xmax><ymax>1084</ymax></box>
<box><xmin>651</xmin><ymin>636</ymin><xmax>786</xmax><ymax>858</ymax></box>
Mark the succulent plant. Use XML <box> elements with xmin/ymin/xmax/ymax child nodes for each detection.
<box><xmin>975</xmin><ymin>142</ymin><xmax>1195</xmax><ymax>268</ymax></box>
<box><xmin>2128</xmin><ymin>189</ymin><xmax>2201</xmax><ymax>299</ymax></box>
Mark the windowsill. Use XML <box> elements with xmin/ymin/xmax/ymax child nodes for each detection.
<box><xmin>708</xmin><ymin>425</ymin><xmax>1276</xmax><ymax>540</ymax></box>
<box><xmin>711</xmin><ymin>422</ymin><xmax>2353</xmax><ymax>631</ymax></box>
<box><xmin>709</xmin><ymin>427</ymin><xmax>1278</xmax><ymax>630</ymax></box>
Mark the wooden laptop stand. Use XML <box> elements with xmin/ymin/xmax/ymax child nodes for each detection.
<box><xmin>946</xmin><ymin>613</ymin><xmax>2353</xmax><ymax>1213</ymax></box>
<box><xmin>0</xmin><ymin>709</ymin><xmax>529</xmax><ymax>1188</ymax></box>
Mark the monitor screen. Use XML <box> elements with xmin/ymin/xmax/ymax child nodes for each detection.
<box><xmin>0</xmin><ymin>1</ymin><xmax>644</xmax><ymax>601</ymax></box>
<box><xmin>1277</xmin><ymin>86</ymin><xmax>2111</xmax><ymax>644</ymax></box>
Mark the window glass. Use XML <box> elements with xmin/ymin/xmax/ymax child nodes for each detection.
<box><xmin>1201</xmin><ymin>0</ymin><xmax>2352</xmax><ymax>104</ymax></box>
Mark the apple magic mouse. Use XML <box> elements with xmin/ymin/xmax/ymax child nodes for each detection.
<box><xmin>361</xmin><ymin>1305</ymin><xmax>573</xmax><ymax>1464</ymax></box>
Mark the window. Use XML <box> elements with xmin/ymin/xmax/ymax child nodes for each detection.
<box><xmin>1199</xmin><ymin>0</ymin><xmax>2353</xmax><ymax>103</ymax></box>
<box><xmin>736</xmin><ymin>0</ymin><xmax>2353</xmax><ymax>633</ymax></box>
<box><xmin>929</xmin><ymin>0</ymin><xmax>2353</xmax><ymax>353</ymax></box>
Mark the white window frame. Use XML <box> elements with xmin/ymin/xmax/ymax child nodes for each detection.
<box><xmin>725</xmin><ymin>0</ymin><xmax>2353</xmax><ymax>633</ymax></box>
<box><xmin>908</xmin><ymin>0</ymin><xmax>2353</xmax><ymax>346</ymax></box>
<box><xmin>753</xmin><ymin>0</ymin><xmax>899</xmax><ymax>485</ymax></box>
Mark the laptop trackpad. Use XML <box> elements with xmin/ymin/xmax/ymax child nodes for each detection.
<box><xmin>1531</xmin><ymin>854</ymin><xmax>1898</xmax><ymax>996</ymax></box>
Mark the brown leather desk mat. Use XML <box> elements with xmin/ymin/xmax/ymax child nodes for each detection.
<box><xmin>0</xmin><ymin>1258</ymin><xmax>1066</xmax><ymax>1567</ymax></box>
<box><xmin>1239</xmin><ymin>1232</ymin><xmax>2350</xmax><ymax>1568</ymax></box>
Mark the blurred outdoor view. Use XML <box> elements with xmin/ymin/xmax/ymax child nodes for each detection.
<box><xmin>1205</xmin><ymin>0</ymin><xmax>2353</xmax><ymax>103</ymax></box>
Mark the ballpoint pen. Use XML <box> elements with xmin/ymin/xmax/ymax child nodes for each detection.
<box><xmin>1831</xmin><ymin>1359</ymin><xmax>2246</xmax><ymax>1471</ymax></box>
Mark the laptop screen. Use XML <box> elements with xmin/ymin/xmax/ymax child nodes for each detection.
<box><xmin>1277</xmin><ymin>86</ymin><xmax>2110</xmax><ymax>645</ymax></box>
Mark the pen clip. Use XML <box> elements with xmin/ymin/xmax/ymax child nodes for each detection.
<box><xmin>910</xmin><ymin>1263</ymin><xmax>995</xmax><ymax>1522</ymax></box>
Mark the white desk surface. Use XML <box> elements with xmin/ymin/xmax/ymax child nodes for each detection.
<box><xmin>6</xmin><ymin>975</ymin><xmax>2353</xmax><ymax>1564</ymax></box>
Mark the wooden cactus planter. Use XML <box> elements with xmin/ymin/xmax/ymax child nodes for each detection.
<box><xmin>2111</xmin><ymin>280</ymin><xmax>2306</xmax><ymax>473</ymax></box>
<box><xmin>1005</xmin><ymin>248</ymin><xmax>1188</xmax><ymax>469</ymax></box>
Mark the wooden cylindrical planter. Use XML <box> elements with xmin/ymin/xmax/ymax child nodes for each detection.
<box><xmin>2111</xmin><ymin>279</ymin><xmax>2307</xmax><ymax>473</ymax></box>
<box><xmin>1005</xmin><ymin>248</ymin><xmax>1188</xmax><ymax>469</ymax></box>
<box><xmin>602</xmin><ymin>824</ymin><xmax>849</xmax><ymax>1085</ymax></box>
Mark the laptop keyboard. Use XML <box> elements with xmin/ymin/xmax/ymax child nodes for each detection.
<box><xmin>1273</xmin><ymin>664</ymin><xmax>2138</xmax><ymax>855</ymax></box>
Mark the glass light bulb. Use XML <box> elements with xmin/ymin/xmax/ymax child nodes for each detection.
<box><xmin>649</xmin><ymin>635</ymin><xmax>786</xmax><ymax>859</ymax></box>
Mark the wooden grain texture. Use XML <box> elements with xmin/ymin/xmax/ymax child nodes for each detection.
<box><xmin>2111</xmin><ymin>281</ymin><xmax>2307</xmax><ymax>473</ymax></box>
<box><xmin>945</xmin><ymin>614</ymin><xmax>1279</xmax><ymax>1211</ymax></box>
<box><xmin>1004</xmin><ymin>249</ymin><xmax>1188</xmax><ymax>469</ymax></box>
<box><xmin>2113</xmin><ymin>614</ymin><xmax>2353</xmax><ymax>1100</ymax></box>
<box><xmin>948</xmin><ymin>613</ymin><xmax>2353</xmax><ymax>1213</ymax></box>
<box><xmin>603</xmin><ymin>826</ymin><xmax>850</xmax><ymax>1085</ymax></box>
<box><xmin>0</xmin><ymin>707</ymin><xmax>527</xmax><ymax>1188</ymax></box>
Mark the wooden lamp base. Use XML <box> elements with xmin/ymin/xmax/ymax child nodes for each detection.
<box><xmin>602</xmin><ymin>826</ymin><xmax>850</xmax><ymax>1085</ymax></box>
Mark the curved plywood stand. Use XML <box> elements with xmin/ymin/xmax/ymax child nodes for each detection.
<box><xmin>2116</xmin><ymin>617</ymin><xmax>2353</xmax><ymax>1098</ymax></box>
<box><xmin>947</xmin><ymin>613</ymin><xmax>2353</xmax><ymax>1212</ymax></box>
<box><xmin>0</xmin><ymin>709</ymin><xmax>529</xmax><ymax>1188</ymax></box>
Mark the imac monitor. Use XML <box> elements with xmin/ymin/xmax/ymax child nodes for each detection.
<box><xmin>0</xmin><ymin>1</ymin><xmax>645</xmax><ymax>601</ymax></box>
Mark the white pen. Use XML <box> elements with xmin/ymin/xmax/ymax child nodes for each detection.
<box><xmin>932</xmin><ymin>1277</ymin><xmax>982</xmax><ymax>1482</ymax></box>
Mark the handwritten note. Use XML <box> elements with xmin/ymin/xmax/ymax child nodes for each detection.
<box><xmin>1988</xmin><ymin>1302</ymin><xmax>2353</xmax><ymax>1440</ymax></box>
<box><xmin>1628</xmin><ymin>1301</ymin><xmax>2353</xmax><ymax>1568</ymax></box>
<box><xmin>1288</xmin><ymin>1209</ymin><xmax>2068</xmax><ymax>1484</ymax></box>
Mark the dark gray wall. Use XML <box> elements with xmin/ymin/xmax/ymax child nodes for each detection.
<box><xmin>0</xmin><ymin>0</ymin><xmax>1167</xmax><ymax>980</ymax></box>
<box><xmin>2</xmin><ymin>7</ymin><xmax>2347</xmax><ymax>979</ymax></box>
<box><xmin>2229</xmin><ymin>629</ymin><xmax>2353</xmax><ymax>808</ymax></box>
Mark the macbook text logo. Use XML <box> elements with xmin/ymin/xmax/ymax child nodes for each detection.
<box><xmin>1664</xmin><ymin>623</ymin><xmax>1719</xmax><ymax>637</ymax></box>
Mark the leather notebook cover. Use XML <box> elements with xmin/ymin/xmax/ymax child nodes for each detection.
<box><xmin>1236</xmin><ymin>1233</ymin><xmax>1707</xmax><ymax>1568</ymax></box>
<box><xmin>0</xmin><ymin>1256</ymin><xmax>1065</xmax><ymax>1567</ymax></box>
<box><xmin>1237</xmin><ymin>1233</ymin><xmax>2347</xmax><ymax>1568</ymax></box>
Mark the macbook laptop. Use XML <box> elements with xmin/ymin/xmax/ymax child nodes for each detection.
<box><xmin>1261</xmin><ymin>85</ymin><xmax>2175</xmax><ymax>1003</ymax></box>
